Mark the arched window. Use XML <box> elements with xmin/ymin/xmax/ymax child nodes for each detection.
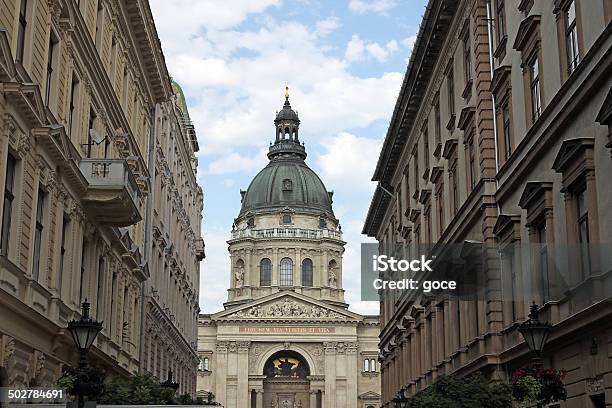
<box><xmin>260</xmin><ymin>258</ymin><xmax>272</xmax><ymax>286</ymax></box>
<box><xmin>280</xmin><ymin>257</ymin><xmax>293</xmax><ymax>286</ymax></box>
<box><xmin>370</xmin><ymin>359</ymin><xmax>376</xmax><ymax>372</ymax></box>
<box><xmin>364</xmin><ymin>359</ymin><xmax>370</xmax><ymax>372</ymax></box>
<box><xmin>301</xmin><ymin>258</ymin><xmax>313</xmax><ymax>287</ymax></box>
<box><xmin>282</xmin><ymin>214</ymin><xmax>292</xmax><ymax>224</ymax></box>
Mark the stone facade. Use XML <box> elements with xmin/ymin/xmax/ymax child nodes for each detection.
<box><xmin>363</xmin><ymin>0</ymin><xmax>612</xmax><ymax>407</ymax></box>
<box><xmin>0</xmin><ymin>0</ymin><xmax>202</xmax><ymax>395</ymax></box>
<box><xmin>197</xmin><ymin>93</ymin><xmax>381</xmax><ymax>408</ymax></box>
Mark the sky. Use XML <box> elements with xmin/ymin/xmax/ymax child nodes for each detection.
<box><xmin>149</xmin><ymin>0</ymin><xmax>429</xmax><ymax>315</ymax></box>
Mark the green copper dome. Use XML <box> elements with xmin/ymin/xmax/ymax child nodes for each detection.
<box><xmin>239</xmin><ymin>90</ymin><xmax>334</xmax><ymax>217</ymax></box>
<box><xmin>240</xmin><ymin>158</ymin><xmax>333</xmax><ymax>216</ymax></box>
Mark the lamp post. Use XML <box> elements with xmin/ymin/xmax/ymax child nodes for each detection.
<box><xmin>161</xmin><ymin>370</ymin><xmax>180</xmax><ymax>392</ymax></box>
<box><xmin>67</xmin><ymin>299</ymin><xmax>103</xmax><ymax>408</ymax></box>
<box><xmin>518</xmin><ymin>302</ymin><xmax>553</xmax><ymax>408</ymax></box>
<box><xmin>518</xmin><ymin>302</ymin><xmax>552</xmax><ymax>366</ymax></box>
<box><xmin>392</xmin><ymin>388</ymin><xmax>409</xmax><ymax>408</ymax></box>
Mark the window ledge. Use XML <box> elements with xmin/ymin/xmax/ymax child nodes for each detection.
<box><xmin>461</xmin><ymin>79</ymin><xmax>473</xmax><ymax>100</ymax></box>
<box><xmin>446</xmin><ymin>114</ymin><xmax>456</xmax><ymax>131</ymax></box>
<box><xmin>494</xmin><ymin>35</ymin><xmax>508</xmax><ymax>60</ymax></box>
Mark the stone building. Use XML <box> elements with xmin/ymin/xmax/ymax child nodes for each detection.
<box><xmin>363</xmin><ymin>0</ymin><xmax>612</xmax><ymax>406</ymax></box>
<box><xmin>197</xmin><ymin>91</ymin><xmax>381</xmax><ymax>408</ymax></box>
<box><xmin>0</xmin><ymin>0</ymin><xmax>202</xmax><ymax>395</ymax></box>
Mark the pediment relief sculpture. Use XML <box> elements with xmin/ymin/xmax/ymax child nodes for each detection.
<box><xmin>229</xmin><ymin>298</ymin><xmax>343</xmax><ymax>319</ymax></box>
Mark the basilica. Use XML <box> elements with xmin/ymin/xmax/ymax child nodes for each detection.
<box><xmin>196</xmin><ymin>89</ymin><xmax>381</xmax><ymax>408</ymax></box>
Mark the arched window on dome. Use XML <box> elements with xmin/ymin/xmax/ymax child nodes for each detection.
<box><xmin>280</xmin><ymin>257</ymin><xmax>293</xmax><ymax>286</ymax></box>
<box><xmin>284</xmin><ymin>127</ymin><xmax>290</xmax><ymax>140</ymax></box>
<box><xmin>260</xmin><ymin>258</ymin><xmax>272</xmax><ymax>286</ymax></box>
<box><xmin>301</xmin><ymin>258</ymin><xmax>313</xmax><ymax>287</ymax></box>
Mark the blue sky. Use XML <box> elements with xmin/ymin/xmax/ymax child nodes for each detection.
<box><xmin>150</xmin><ymin>0</ymin><xmax>428</xmax><ymax>314</ymax></box>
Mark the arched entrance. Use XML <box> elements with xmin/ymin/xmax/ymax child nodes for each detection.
<box><xmin>262</xmin><ymin>350</ymin><xmax>311</xmax><ymax>408</ymax></box>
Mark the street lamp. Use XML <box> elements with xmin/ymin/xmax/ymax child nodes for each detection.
<box><xmin>518</xmin><ymin>302</ymin><xmax>552</xmax><ymax>362</ymax></box>
<box><xmin>161</xmin><ymin>370</ymin><xmax>180</xmax><ymax>392</ymax></box>
<box><xmin>392</xmin><ymin>388</ymin><xmax>409</xmax><ymax>408</ymax></box>
<box><xmin>67</xmin><ymin>299</ymin><xmax>103</xmax><ymax>408</ymax></box>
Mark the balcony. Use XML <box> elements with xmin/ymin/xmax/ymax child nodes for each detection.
<box><xmin>79</xmin><ymin>159</ymin><xmax>141</xmax><ymax>227</ymax></box>
<box><xmin>230</xmin><ymin>227</ymin><xmax>343</xmax><ymax>241</ymax></box>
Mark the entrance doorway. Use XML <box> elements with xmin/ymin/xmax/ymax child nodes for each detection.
<box><xmin>262</xmin><ymin>350</ymin><xmax>312</xmax><ymax>408</ymax></box>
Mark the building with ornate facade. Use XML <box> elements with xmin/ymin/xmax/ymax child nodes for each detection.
<box><xmin>197</xmin><ymin>91</ymin><xmax>381</xmax><ymax>408</ymax></box>
<box><xmin>0</xmin><ymin>0</ymin><xmax>202</xmax><ymax>396</ymax></box>
<box><xmin>363</xmin><ymin>0</ymin><xmax>612</xmax><ymax>407</ymax></box>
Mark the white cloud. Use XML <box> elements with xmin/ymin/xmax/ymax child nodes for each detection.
<box><xmin>345</xmin><ymin>35</ymin><xmax>400</xmax><ymax>63</ymax></box>
<box><xmin>205</xmin><ymin>149</ymin><xmax>268</xmax><ymax>175</ymax></box>
<box><xmin>345</xmin><ymin>34</ymin><xmax>364</xmax><ymax>61</ymax></box>
<box><xmin>348</xmin><ymin>0</ymin><xmax>398</xmax><ymax>15</ymax></box>
<box><xmin>402</xmin><ymin>34</ymin><xmax>417</xmax><ymax>50</ymax></box>
<box><xmin>315</xmin><ymin>16</ymin><xmax>341</xmax><ymax>37</ymax></box>
<box><xmin>317</xmin><ymin>132</ymin><xmax>381</xmax><ymax>193</ymax></box>
<box><xmin>199</xmin><ymin>228</ymin><xmax>231</xmax><ymax>313</ymax></box>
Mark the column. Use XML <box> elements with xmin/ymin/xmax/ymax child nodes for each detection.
<box><xmin>237</xmin><ymin>341</ymin><xmax>250</xmax><ymax>408</ymax></box>
<box><xmin>255</xmin><ymin>390</ymin><xmax>263</xmax><ymax>408</ymax></box>
<box><xmin>216</xmin><ymin>342</ymin><xmax>228</xmax><ymax>406</ymax></box>
<box><xmin>323</xmin><ymin>342</ymin><xmax>336</xmax><ymax>408</ymax></box>
<box><xmin>272</xmin><ymin>248</ymin><xmax>279</xmax><ymax>286</ymax></box>
<box><xmin>346</xmin><ymin>343</ymin><xmax>357</xmax><ymax>408</ymax></box>
<box><xmin>309</xmin><ymin>391</ymin><xmax>317</xmax><ymax>408</ymax></box>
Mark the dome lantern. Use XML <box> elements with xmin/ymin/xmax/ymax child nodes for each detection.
<box><xmin>269</xmin><ymin>85</ymin><xmax>306</xmax><ymax>160</ymax></box>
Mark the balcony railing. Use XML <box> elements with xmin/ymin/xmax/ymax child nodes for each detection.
<box><xmin>79</xmin><ymin>159</ymin><xmax>141</xmax><ymax>226</ymax></box>
<box><xmin>230</xmin><ymin>227</ymin><xmax>343</xmax><ymax>241</ymax></box>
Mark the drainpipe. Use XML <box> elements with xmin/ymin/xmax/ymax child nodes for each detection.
<box><xmin>486</xmin><ymin>0</ymin><xmax>509</xmax><ymax>383</ymax></box>
<box><xmin>138</xmin><ymin>104</ymin><xmax>158</xmax><ymax>373</ymax></box>
<box><xmin>486</xmin><ymin>0</ymin><xmax>501</xmax><ymax>178</ymax></box>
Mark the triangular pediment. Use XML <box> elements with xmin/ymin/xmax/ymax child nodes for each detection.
<box><xmin>213</xmin><ymin>291</ymin><xmax>363</xmax><ymax>323</ymax></box>
<box><xmin>359</xmin><ymin>391</ymin><xmax>381</xmax><ymax>399</ymax></box>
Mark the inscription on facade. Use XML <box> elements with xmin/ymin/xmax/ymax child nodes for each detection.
<box><xmin>239</xmin><ymin>327</ymin><xmax>336</xmax><ymax>334</ymax></box>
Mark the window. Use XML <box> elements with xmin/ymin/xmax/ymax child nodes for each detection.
<box><xmin>565</xmin><ymin>1</ymin><xmax>580</xmax><ymax>74</ymax></box>
<box><xmin>87</xmin><ymin>108</ymin><xmax>96</xmax><ymax>158</ymax></box>
<box><xmin>502</xmin><ymin>102</ymin><xmax>512</xmax><ymax>160</ymax></box>
<box><xmin>282</xmin><ymin>214</ymin><xmax>292</xmax><ymax>224</ymax></box>
<box><xmin>32</xmin><ymin>188</ymin><xmax>45</xmax><ymax>281</ymax></box>
<box><xmin>463</xmin><ymin>31</ymin><xmax>472</xmax><ymax>83</ymax></box>
<box><xmin>199</xmin><ymin>357</ymin><xmax>210</xmax><ymax>371</ymax></box>
<box><xmin>437</xmin><ymin>187</ymin><xmax>444</xmax><ymax>236</ymax></box>
<box><xmin>423</xmin><ymin>129</ymin><xmax>429</xmax><ymax>172</ymax></box>
<box><xmin>447</xmin><ymin>68</ymin><xmax>455</xmax><ymax>117</ymax></box>
<box><xmin>319</xmin><ymin>217</ymin><xmax>327</xmax><ymax>228</ymax></box>
<box><xmin>79</xmin><ymin>240</ymin><xmax>88</xmax><ymax>301</ymax></box>
<box><xmin>370</xmin><ymin>359</ymin><xmax>376</xmax><ymax>372</ymax></box>
<box><xmin>247</xmin><ymin>216</ymin><xmax>255</xmax><ymax>228</ymax></box>
<box><xmin>364</xmin><ymin>359</ymin><xmax>369</xmax><ymax>372</ymax></box>
<box><xmin>280</xmin><ymin>257</ymin><xmax>293</xmax><ymax>286</ymax></box>
<box><xmin>110</xmin><ymin>37</ymin><xmax>117</xmax><ymax>83</ymax></box>
<box><xmin>16</xmin><ymin>0</ymin><xmax>28</xmax><ymax>62</ymax></box>
<box><xmin>536</xmin><ymin>222</ymin><xmax>550</xmax><ymax>302</ymax></box>
<box><xmin>282</xmin><ymin>178</ymin><xmax>293</xmax><ymax>191</ymax></box>
<box><xmin>434</xmin><ymin>99</ymin><xmax>441</xmax><ymax>146</ymax></box>
<box><xmin>1</xmin><ymin>154</ymin><xmax>16</xmax><ymax>256</ymax></box>
<box><xmin>68</xmin><ymin>76</ymin><xmax>80</xmax><ymax>139</ymax></box>
<box><xmin>260</xmin><ymin>258</ymin><xmax>272</xmax><ymax>286</ymax></box>
<box><xmin>466</xmin><ymin>132</ymin><xmax>476</xmax><ymax>190</ymax></box>
<box><xmin>576</xmin><ymin>189</ymin><xmax>591</xmax><ymax>279</ymax></box>
<box><xmin>58</xmin><ymin>216</ymin><xmax>69</xmax><ymax>294</ymax></box>
<box><xmin>529</xmin><ymin>56</ymin><xmax>542</xmax><ymax>121</ymax></box>
<box><xmin>95</xmin><ymin>3</ymin><xmax>104</xmax><ymax>50</ymax></box>
<box><xmin>45</xmin><ymin>36</ymin><xmax>58</xmax><ymax>106</ymax></box>
<box><xmin>301</xmin><ymin>258</ymin><xmax>313</xmax><ymax>287</ymax></box>
<box><xmin>496</xmin><ymin>0</ymin><xmax>507</xmax><ymax>41</ymax></box>
<box><xmin>450</xmin><ymin>166</ymin><xmax>458</xmax><ymax>215</ymax></box>
<box><xmin>96</xmin><ymin>256</ymin><xmax>105</xmax><ymax>318</ymax></box>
